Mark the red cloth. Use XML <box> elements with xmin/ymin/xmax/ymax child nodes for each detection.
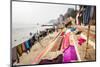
<box><xmin>78</xmin><ymin>37</ymin><xmax>86</xmax><ymax>45</ymax></box>
<box><xmin>61</xmin><ymin>32</ymin><xmax>64</xmax><ymax>36</ymax></box>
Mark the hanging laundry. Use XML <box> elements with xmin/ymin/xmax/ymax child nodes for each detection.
<box><xmin>83</xmin><ymin>6</ymin><xmax>91</xmax><ymax>25</ymax></box>
<box><xmin>78</xmin><ymin>37</ymin><xmax>86</xmax><ymax>45</ymax></box>
<box><xmin>22</xmin><ymin>42</ymin><xmax>26</xmax><ymax>52</ymax></box>
<box><xmin>28</xmin><ymin>39</ymin><xmax>32</xmax><ymax>48</ymax></box>
<box><xmin>63</xmin><ymin>45</ymin><xmax>78</xmax><ymax>63</ymax></box>
<box><xmin>16</xmin><ymin>44</ymin><xmax>23</xmax><ymax>57</ymax></box>
<box><xmin>30</xmin><ymin>38</ymin><xmax>34</xmax><ymax>46</ymax></box>
<box><xmin>25</xmin><ymin>40</ymin><xmax>30</xmax><ymax>51</ymax></box>
<box><xmin>12</xmin><ymin>47</ymin><xmax>19</xmax><ymax>63</ymax></box>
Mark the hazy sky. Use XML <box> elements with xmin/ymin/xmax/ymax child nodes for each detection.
<box><xmin>12</xmin><ymin>1</ymin><xmax>75</xmax><ymax>28</ymax></box>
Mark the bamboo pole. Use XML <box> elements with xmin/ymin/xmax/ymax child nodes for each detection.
<box><xmin>84</xmin><ymin>23</ymin><xmax>91</xmax><ymax>59</ymax></box>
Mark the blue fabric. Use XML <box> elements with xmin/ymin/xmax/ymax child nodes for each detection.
<box><xmin>83</xmin><ymin>6</ymin><xmax>91</xmax><ymax>25</ymax></box>
<box><xmin>70</xmin><ymin>27</ymin><xmax>76</xmax><ymax>32</ymax></box>
<box><xmin>25</xmin><ymin>40</ymin><xmax>30</xmax><ymax>49</ymax></box>
<box><xmin>28</xmin><ymin>39</ymin><xmax>31</xmax><ymax>47</ymax></box>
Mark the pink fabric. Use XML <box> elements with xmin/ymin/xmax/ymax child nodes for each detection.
<box><xmin>60</xmin><ymin>31</ymin><xmax>78</xmax><ymax>63</ymax></box>
<box><xmin>22</xmin><ymin>42</ymin><xmax>26</xmax><ymax>51</ymax></box>
<box><xmin>78</xmin><ymin>37</ymin><xmax>86</xmax><ymax>45</ymax></box>
<box><xmin>61</xmin><ymin>32</ymin><xmax>70</xmax><ymax>50</ymax></box>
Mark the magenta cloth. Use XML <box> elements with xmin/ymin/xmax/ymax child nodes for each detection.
<box><xmin>78</xmin><ymin>37</ymin><xmax>86</xmax><ymax>45</ymax></box>
<box><xmin>63</xmin><ymin>45</ymin><xmax>78</xmax><ymax>63</ymax></box>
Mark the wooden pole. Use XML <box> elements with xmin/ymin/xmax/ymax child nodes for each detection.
<box><xmin>84</xmin><ymin>23</ymin><xmax>90</xmax><ymax>59</ymax></box>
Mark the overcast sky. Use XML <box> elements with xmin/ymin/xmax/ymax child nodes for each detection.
<box><xmin>12</xmin><ymin>1</ymin><xmax>75</xmax><ymax>28</ymax></box>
